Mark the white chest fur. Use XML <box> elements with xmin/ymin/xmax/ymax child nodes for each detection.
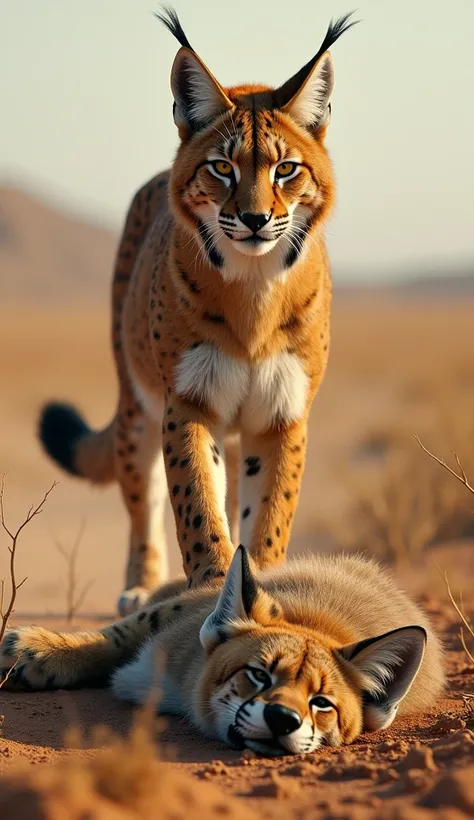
<box><xmin>175</xmin><ymin>344</ymin><xmax>309</xmax><ymax>433</ymax></box>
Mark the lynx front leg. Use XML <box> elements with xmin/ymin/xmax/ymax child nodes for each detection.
<box><xmin>239</xmin><ymin>421</ymin><xmax>307</xmax><ymax>569</ymax></box>
<box><xmin>162</xmin><ymin>395</ymin><xmax>235</xmax><ymax>588</ymax></box>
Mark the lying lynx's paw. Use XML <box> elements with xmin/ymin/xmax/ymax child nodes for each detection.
<box><xmin>0</xmin><ymin>626</ymin><xmax>72</xmax><ymax>691</ymax></box>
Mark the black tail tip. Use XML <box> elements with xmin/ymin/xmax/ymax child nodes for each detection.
<box><xmin>38</xmin><ymin>402</ymin><xmax>89</xmax><ymax>476</ymax></box>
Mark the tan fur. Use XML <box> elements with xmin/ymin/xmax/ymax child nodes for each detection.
<box><xmin>0</xmin><ymin>552</ymin><xmax>444</xmax><ymax>756</ymax></box>
<box><xmin>39</xmin><ymin>14</ymin><xmax>341</xmax><ymax>614</ymax></box>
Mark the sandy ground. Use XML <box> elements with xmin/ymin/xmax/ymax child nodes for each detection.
<box><xmin>1</xmin><ymin>298</ymin><xmax>474</xmax><ymax>817</ymax></box>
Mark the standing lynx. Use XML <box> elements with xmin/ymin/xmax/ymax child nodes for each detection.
<box><xmin>39</xmin><ymin>10</ymin><xmax>356</xmax><ymax>614</ymax></box>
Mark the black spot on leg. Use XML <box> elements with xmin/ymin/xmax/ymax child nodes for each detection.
<box><xmin>177</xmin><ymin>504</ymin><xmax>183</xmax><ymax>519</ymax></box>
<box><xmin>185</xmin><ymin>551</ymin><xmax>191</xmax><ymax>563</ymax></box>
<box><xmin>193</xmin><ymin>542</ymin><xmax>204</xmax><ymax>553</ymax></box>
<box><xmin>170</xmin><ymin>457</ymin><xmax>178</xmax><ymax>467</ymax></box>
<box><xmin>172</xmin><ymin>485</ymin><xmax>181</xmax><ymax>496</ymax></box>
<box><xmin>266</xmin><ymin>538</ymin><xmax>273</xmax><ymax>547</ymax></box>
<box><xmin>242</xmin><ymin>507</ymin><xmax>251</xmax><ymax>519</ymax></box>
<box><xmin>165</xmin><ymin>444</ymin><xmax>173</xmax><ymax>454</ymax></box>
<box><xmin>193</xmin><ymin>562</ymin><xmax>201</xmax><ymax>571</ymax></box>
<box><xmin>172</xmin><ymin>603</ymin><xmax>182</xmax><ymax>611</ymax></box>
<box><xmin>130</xmin><ymin>494</ymin><xmax>140</xmax><ymax>503</ymax></box>
<box><xmin>180</xmin><ymin>458</ymin><xmax>190</xmax><ymax>468</ymax></box>
<box><xmin>284</xmin><ymin>491</ymin><xmax>292</xmax><ymax>500</ymax></box>
<box><xmin>185</xmin><ymin>485</ymin><xmax>191</xmax><ymax>497</ymax></box>
<box><xmin>276</xmin><ymin>527</ymin><xmax>281</xmax><ymax>537</ymax></box>
<box><xmin>270</xmin><ymin>604</ymin><xmax>280</xmax><ymax>618</ymax></box>
<box><xmin>245</xmin><ymin>457</ymin><xmax>261</xmax><ymax>476</ymax></box>
<box><xmin>138</xmin><ymin>612</ymin><xmax>146</xmax><ymax>622</ymax></box>
<box><xmin>168</xmin><ymin>422</ymin><xmax>177</xmax><ymax>431</ymax></box>
<box><xmin>193</xmin><ymin>515</ymin><xmax>202</xmax><ymax>529</ymax></box>
<box><xmin>210</xmin><ymin>533</ymin><xmax>220</xmax><ymax>543</ymax></box>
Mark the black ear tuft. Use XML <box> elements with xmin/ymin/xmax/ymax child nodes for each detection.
<box><xmin>318</xmin><ymin>11</ymin><xmax>360</xmax><ymax>56</ymax></box>
<box><xmin>154</xmin><ymin>5</ymin><xmax>194</xmax><ymax>51</ymax></box>
<box><xmin>275</xmin><ymin>11</ymin><xmax>359</xmax><ymax>111</ymax></box>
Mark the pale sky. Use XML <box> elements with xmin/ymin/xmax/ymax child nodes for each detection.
<box><xmin>1</xmin><ymin>0</ymin><xmax>473</xmax><ymax>281</ymax></box>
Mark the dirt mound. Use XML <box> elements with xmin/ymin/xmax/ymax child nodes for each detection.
<box><xmin>0</xmin><ymin>723</ymin><xmax>255</xmax><ymax>820</ymax></box>
<box><xmin>0</xmin><ymin>186</ymin><xmax>116</xmax><ymax>305</ymax></box>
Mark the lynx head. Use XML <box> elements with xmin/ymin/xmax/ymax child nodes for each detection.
<box><xmin>157</xmin><ymin>7</ymin><xmax>356</xmax><ymax>281</ymax></box>
<box><xmin>197</xmin><ymin>547</ymin><xmax>426</xmax><ymax>756</ymax></box>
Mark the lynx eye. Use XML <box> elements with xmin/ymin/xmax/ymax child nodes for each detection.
<box><xmin>310</xmin><ymin>695</ymin><xmax>334</xmax><ymax>711</ymax></box>
<box><xmin>275</xmin><ymin>161</ymin><xmax>298</xmax><ymax>180</ymax></box>
<box><xmin>246</xmin><ymin>667</ymin><xmax>271</xmax><ymax>687</ymax></box>
<box><xmin>211</xmin><ymin>160</ymin><xmax>234</xmax><ymax>177</ymax></box>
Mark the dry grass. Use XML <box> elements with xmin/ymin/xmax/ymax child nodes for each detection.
<box><xmin>414</xmin><ymin>440</ymin><xmax>474</xmax><ymax>667</ymax></box>
<box><xmin>336</xmin><ymin>432</ymin><xmax>474</xmax><ymax>563</ymax></box>
<box><xmin>0</xmin><ymin>706</ymin><xmax>254</xmax><ymax>820</ymax></box>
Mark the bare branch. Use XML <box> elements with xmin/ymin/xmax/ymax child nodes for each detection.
<box><xmin>0</xmin><ymin>476</ymin><xmax>57</xmax><ymax>642</ymax></box>
<box><xmin>435</xmin><ymin>564</ymin><xmax>474</xmax><ymax>666</ymax></box>
<box><xmin>414</xmin><ymin>435</ymin><xmax>474</xmax><ymax>496</ymax></box>
<box><xmin>0</xmin><ymin>654</ymin><xmax>22</xmax><ymax>690</ymax></box>
<box><xmin>54</xmin><ymin>519</ymin><xmax>93</xmax><ymax>622</ymax></box>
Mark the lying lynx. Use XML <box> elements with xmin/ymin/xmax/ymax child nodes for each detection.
<box><xmin>0</xmin><ymin>549</ymin><xmax>443</xmax><ymax>756</ymax></box>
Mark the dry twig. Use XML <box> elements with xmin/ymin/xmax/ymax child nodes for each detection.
<box><xmin>436</xmin><ymin>566</ymin><xmax>474</xmax><ymax>665</ymax></box>
<box><xmin>0</xmin><ymin>475</ymin><xmax>56</xmax><ymax>642</ymax></box>
<box><xmin>54</xmin><ymin>518</ymin><xmax>93</xmax><ymax>622</ymax></box>
<box><xmin>414</xmin><ymin>435</ymin><xmax>474</xmax><ymax>496</ymax></box>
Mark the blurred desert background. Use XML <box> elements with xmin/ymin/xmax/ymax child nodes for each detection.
<box><xmin>1</xmin><ymin>0</ymin><xmax>474</xmax><ymax>617</ymax></box>
<box><xmin>1</xmin><ymin>2</ymin><xmax>474</xmax><ymax>818</ymax></box>
<box><xmin>1</xmin><ymin>182</ymin><xmax>473</xmax><ymax>615</ymax></box>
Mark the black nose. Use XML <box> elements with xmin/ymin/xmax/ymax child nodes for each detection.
<box><xmin>263</xmin><ymin>704</ymin><xmax>302</xmax><ymax>736</ymax></box>
<box><xmin>238</xmin><ymin>210</ymin><xmax>271</xmax><ymax>233</ymax></box>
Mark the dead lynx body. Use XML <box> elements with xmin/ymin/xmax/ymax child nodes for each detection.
<box><xmin>0</xmin><ymin>551</ymin><xmax>444</xmax><ymax>756</ymax></box>
<box><xmin>38</xmin><ymin>11</ymin><xmax>354</xmax><ymax>615</ymax></box>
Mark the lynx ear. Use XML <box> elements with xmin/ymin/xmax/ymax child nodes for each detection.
<box><xmin>339</xmin><ymin>626</ymin><xmax>427</xmax><ymax>731</ymax></box>
<box><xmin>280</xmin><ymin>52</ymin><xmax>334</xmax><ymax>130</ymax></box>
<box><xmin>275</xmin><ymin>13</ymin><xmax>357</xmax><ymax>131</ymax></box>
<box><xmin>170</xmin><ymin>47</ymin><xmax>233</xmax><ymax>135</ymax></box>
<box><xmin>199</xmin><ymin>546</ymin><xmax>259</xmax><ymax>652</ymax></box>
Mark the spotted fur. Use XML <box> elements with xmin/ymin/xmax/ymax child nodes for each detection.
<box><xmin>0</xmin><ymin>550</ymin><xmax>444</xmax><ymax>756</ymax></box>
<box><xmin>38</xmin><ymin>10</ymin><xmax>356</xmax><ymax>613</ymax></box>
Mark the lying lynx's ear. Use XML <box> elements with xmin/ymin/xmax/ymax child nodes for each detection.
<box><xmin>170</xmin><ymin>48</ymin><xmax>234</xmax><ymax>136</ymax></box>
<box><xmin>339</xmin><ymin>626</ymin><xmax>427</xmax><ymax>731</ymax></box>
<box><xmin>199</xmin><ymin>546</ymin><xmax>259</xmax><ymax>652</ymax></box>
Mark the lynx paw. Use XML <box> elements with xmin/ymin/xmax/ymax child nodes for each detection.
<box><xmin>117</xmin><ymin>586</ymin><xmax>151</xmax><ymax>616</ymax></box>
<box><xmin>0</xmin><ymin>627</ymin><xmax>65</xmax><ymax>691</ymax></box>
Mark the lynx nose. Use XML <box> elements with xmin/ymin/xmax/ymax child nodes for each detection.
<box><xmin>263</xmin><ymin>703</ymin><xmax>302</xmax><ymax>736</ymax></box>
<box><xmin>237</xmin><ymin>210</ymin><xmax>271</xmax><ymax>233</ymax></box>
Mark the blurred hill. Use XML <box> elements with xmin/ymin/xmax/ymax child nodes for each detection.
<box><xmin>0</xmin><ymin>186</ymin><xmax>117</xmax><ymax>305</ymax></box>
<box><xmin>1</xmin><ymin>185</ymin><xmax>472</xmax><ymax>305</ymax></box>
